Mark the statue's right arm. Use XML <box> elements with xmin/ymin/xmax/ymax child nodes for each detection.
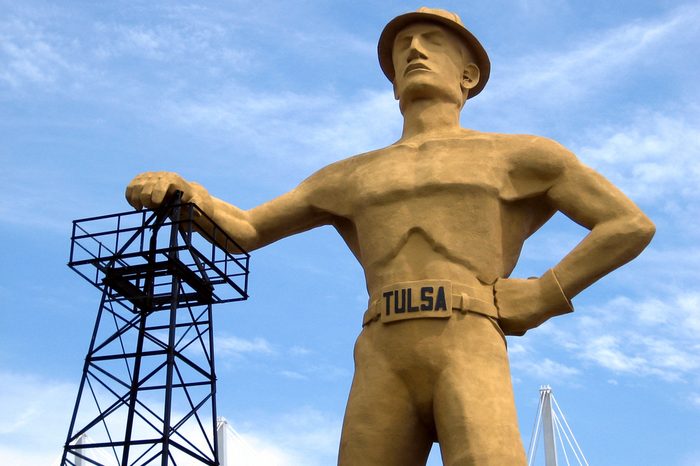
<box><xmin>125</xmin><ymin>171</ymin><xmax>330</xmax><ymax>252</ymax></box>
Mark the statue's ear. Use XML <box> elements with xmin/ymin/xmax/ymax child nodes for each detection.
<box><xmin>461</xmin><ymin>63</ymin><xmax>480</xmax><ymax>92</ymax></box>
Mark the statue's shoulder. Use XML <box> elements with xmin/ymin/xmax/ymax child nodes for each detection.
<box><xmin>445</xmin><ymin>129</ymin><xmax>568</xmax><ymax>155</ymax></box>
<box><xmin>305</xmin><ymin>147</ymin><xmax>392</xmax><ymax>183</ymax></box>
<box><xmin>488</xmin><ymin>133</ymin><xmax>579</xmax><ymax>171</ymax></box>
<box><xmin>485</xmin><ymin>133</ymin><xmax>582</xmax><ymax>200</ymax></box>
<box><xmin>295</xmin><ymin>147</ymin><xmax>388</xmax><ymax>197</ymax></box>
<box><xmin>294</xmin><ymin>148</ymin><xmax>391</xmax><ymax>216</ymax></box>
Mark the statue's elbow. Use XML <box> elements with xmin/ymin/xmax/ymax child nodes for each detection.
<box><xmin>629</xmin><ymin>212</ymin><xmax>656</xmax><ymax>250</ymax></box>
<box><xmin>234</xmin><ymin>227</ymin><xmax>261</xmax><ymax>254</ymax></box>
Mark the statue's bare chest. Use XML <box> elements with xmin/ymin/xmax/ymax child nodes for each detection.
<box><xmin>346</xmin><ymin>139</ymin><xmax>505</xmax><ymax>211</ymax></box>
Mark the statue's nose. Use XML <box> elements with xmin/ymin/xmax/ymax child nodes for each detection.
<box><xmin>407</xmin><ymin>37</ymin><xmax>428</xmax><ymax>62</ymax></box>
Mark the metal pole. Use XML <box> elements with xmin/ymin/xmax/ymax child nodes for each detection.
<box><xmin>210</xmin><ymin>305</ymin><xmax>220</xmax><ymax>466</ymax></box>
<box><xmin>540</xmin><ymin>385</ymin><xmax>558</xmax><ymax>466</ymax></box>
<box><xmin>122</xmin><ymin>205</ymin><xmax>166</xmax><ymax>465</ymax></box>
<box><xmin>161</xmin><ymin>200</ymin><xmax>182</xmax><ymax>465</ymax></box>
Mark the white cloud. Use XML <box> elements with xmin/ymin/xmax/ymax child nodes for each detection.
<box><xmin>214</xmin><ymin>333</ymin><xmax>350</xmax><ymax>383</ymax></box>
<box><xmin>0</xmin><ymin>161</ymin><xmax>90</xmax><ymax>232</ymax></box>
<box><xmin>580</xmin><ymin>335</ymin><xmax>647</xmax><ymax>373</ymax></box>
<box><xmin>679</xmin><ymin>451</ymin><xmax>700</xmax><ymax>466</ymax></box>
<box><xmin>92</xmin><ymin>20</ymin><xmax>254</xmax><ymax>69</ymax></box>
<box><xmin>511</xmin><ymin>283</ymin><xmax>700</xmax><ymax>393</ymax></box>
<box><xmin>280</xmin><ymin>24</ymin><xmax>375</xmax><ymax>61</ymax></box>
<box><xmin>0</xmin><ymin>17</ymin><xmax>79</xmax><ymax>89</ymax></box>
<box><xmin>0</xmin><ymin>447</ymin><xmax>60</xmax><ymax>466</ymax></box>
<box><xmin>508</xmin><ymin>341</ymin><xmax>530</xmax><ymax>356</ymax></box>
<box><xmin>508</xmin><ymin>337</ymin><xmax>581</xmax><ymax>383</ymax></box>
<box><xmin>574</xmin><ymin>109</ymin><xmax>700</xmax><ymax>204</ymax></box>
<box><xmin>546</xmin><ymin>290</ymin><xmax>700</xmax><ymax>382</ymax></box>
<box><xmin>0</xmin><ymin>367</ymin><xmax>263</xmax><ymax>466</ymax></box>
<box><xmin>161</xmin><ymin>87</ymin><xmax>400</xmax><ymax>172</ymax></box>
<box><xmin>515</xmin><ymin>0</ymin><xmax>568</xmax><ymax>16</ymax></box>
<box><xmin>1</xmin><ymin>1</ymin><xmax>400</xmax><ymax>189</ymax></box>
<box><xmin>0</xmin><ymin>370</ymin><xmax>76</xmax><ymax>466</ymax></box>
<box><xmin>220</xmin><ymin>421</ymin><xmax>295</xmax><ymax>466</ymax></box>
<box><xmin>677</xmin><ymin>294</ymin><xmax>700</xmax><ymax>335</ymax></box>
<box><xmin>485</xmin><ymin>3</ymin><xmax>700</xmax><ymax>106</ymax></box>
<box><xmin>229</xmin><ymin>407</ymin><xmax>341</xmax><ymax>466</ymax></box>
<box><xmin>0</xmin><ymin>3</ymin><xmax>256</xmax><ymax>92</ymax></box>
<box><xmin>289</xmin><ymin>345</ymin><xmax>311</xmax><ymax>356</ymax></box>
<box><xmin>216</xmin><ymin>335</ymin><xmax>275</xmax><ymax>356</ymax></box>
<box><xmin>0</xmin><ymin>371</ymin><xmax>74</xmax><ymax>436</ymax></box>
<box><xmin>302</xmin><ymin>362</ymin><xmax>351</xmax><ymax>381</ymax></box>
<box><xmin>690</xmin><ymin>393</ymin><xmax>700</xmax><ymax>408</ymax></box>
<box><xmin>614</xmin><ymin>246</ymin><xmax>700</xmax><ymax>313</ymax></box>
<box><xmin>0</xmin><ymin>366</ymin><xmax>343</xmax><ymax>466</ymax></box>
<box><xmin>279</xmin><ymin>370</ymin><xmax>307</xmax><ymax>380</ymax></box>
<box><xmin>512</xmin><ymin>356</ymin><xmax>581</xmax><ymax>380</ymax></box>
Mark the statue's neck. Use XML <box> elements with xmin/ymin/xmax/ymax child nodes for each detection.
<box><xmin>400</xmin><ymin>99</ymin><xmax>463</xmax><ymax>142</ymax></box>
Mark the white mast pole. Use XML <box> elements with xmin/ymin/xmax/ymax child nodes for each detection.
<box><xmin>217</xmin><ymin>417</ymin><xmax>229</xmax><ymax>466</ymax></box>
<box><xmin>540</xmin><ymin>385</ymin><xmax>558</xmax><ymax>466</ymax></box>
<box><xmin>73</xmin><ymin>434</ymin><xmax>87</xmax><ymax>466</ymax></box>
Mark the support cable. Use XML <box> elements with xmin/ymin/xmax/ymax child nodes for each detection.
<box><xmin>552</xmin><ymin>412</ymin><xmax>572</xmax><ymax>466</ymax></box>
<box><xmin>556</xmin><ymin>413</ymin><xmax>580</xmax><ymax>466</ymax></box>
<box><xmin>551</xmin><ymin>395</ymin><xmax>589</xmax><ymax>466</ymax></box>
<box><xmin>555</xmin><ymin>408</ymin><xmax>584</xmax><ymax>466</ymax></box>
<box><xmin>527</xmin><ymin>389</ymin><xmax>546</xmax><ymax>466</ymax></box>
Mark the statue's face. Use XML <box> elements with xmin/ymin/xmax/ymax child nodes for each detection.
<box><xmin>391</xmin><ymin>22</ymin><xmax>470</xmax><ymax>107</ymax></box>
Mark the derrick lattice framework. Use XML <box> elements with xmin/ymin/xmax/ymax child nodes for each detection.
<box><xmin>61</xmin><ymin>194</ymin><xmax>249</xmax><ymax>466</ymax></box>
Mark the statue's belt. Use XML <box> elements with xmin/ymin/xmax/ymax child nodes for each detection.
<box><xmin>362</xmin><ymin>279</ymin><xmax>498</xmax><ymax>327</ymax></box>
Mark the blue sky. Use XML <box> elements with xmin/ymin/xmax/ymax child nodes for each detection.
<box><xmin>1</xmin><ymin>0</ymin><xmax>699</xmax><ymax>465</ymax></box>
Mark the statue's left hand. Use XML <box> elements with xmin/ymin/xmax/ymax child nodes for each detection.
<box><xmin>494</xmin><ymin>270</ymin><xmax>573</xmax><ymax>336</ymax></box>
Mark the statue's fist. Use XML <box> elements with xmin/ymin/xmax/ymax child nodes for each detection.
<box><xmin>494</xmin><ymin>270</ymin><xmax>573</xmax><ymax>336</ymax></box>
<box><xmin>125</xmin><ymin>171</ymin><xmax>211</xmax><ymax>211</ymax></box>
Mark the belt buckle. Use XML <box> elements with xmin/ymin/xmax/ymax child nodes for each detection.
<box><xmin>378</xmin><ymin>280</ymin><xmax>453</xmax><ymax>324</ymax></box>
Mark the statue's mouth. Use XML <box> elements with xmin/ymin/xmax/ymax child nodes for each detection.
<box><xmin>404</xmin><ymin>63</ymin><xmax>431</xmax><ymax>75</ymax></box>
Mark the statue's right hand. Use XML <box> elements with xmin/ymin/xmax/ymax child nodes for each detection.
<box><xmin>125</xmin><ymin>171</ymin><xmax>211</xmax><ymax>211</ymax></box>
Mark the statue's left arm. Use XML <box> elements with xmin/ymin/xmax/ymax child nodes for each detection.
<box><xmin>495</xmin><ymin>141</ymin><xmax>656</xmax><ymax>335</ymax></box>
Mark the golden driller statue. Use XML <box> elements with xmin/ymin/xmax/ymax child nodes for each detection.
<box><xmin>126</xmin><ymin>7</ymin><xmax>655</xmax><ymax>466</ymax></box>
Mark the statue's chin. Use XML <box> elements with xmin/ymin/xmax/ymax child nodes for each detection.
<box><xmin>398</xmin><ymin>82</ymin><xmax>463</xmax><ymax>111</ymax></box>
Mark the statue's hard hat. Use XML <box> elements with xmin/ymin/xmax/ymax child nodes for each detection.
<box><xmin>378</xmin><ymin>7</ymin><xmax>491</xmax><ymax>99</ymax></box>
